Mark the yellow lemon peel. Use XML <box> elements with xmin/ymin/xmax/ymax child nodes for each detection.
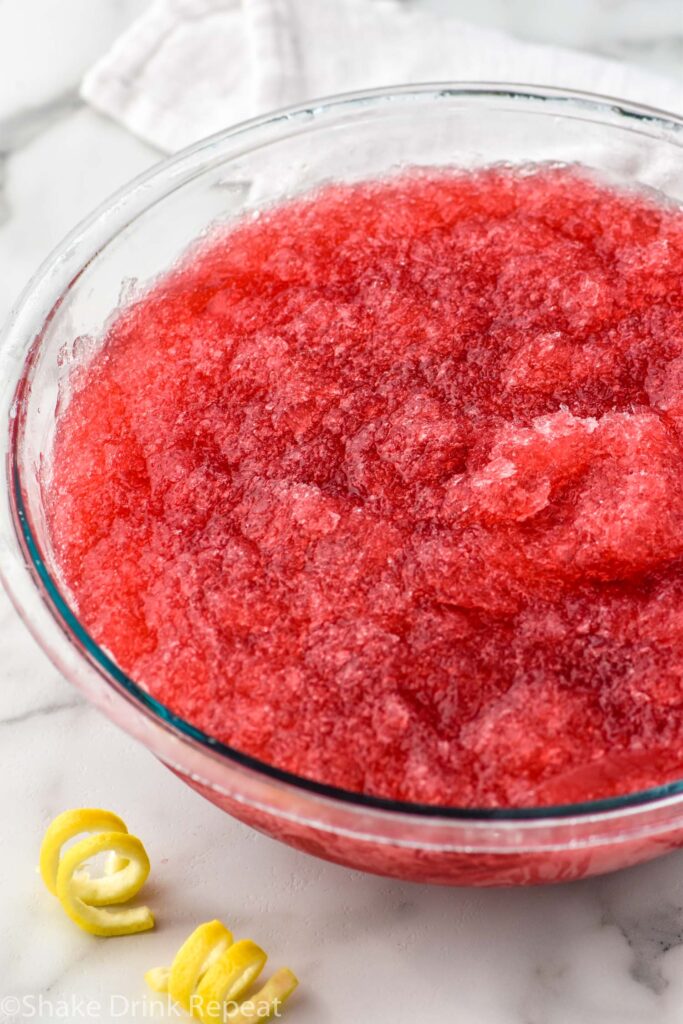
<box><xmin>40</xmin><ymin>808</ymin><xmax>128</xmax><ymax>895</ymax></box>
<box><xmin>195</xmin><ymin>939</ymin><xmax>267</xmax><ymax>1022</ymax></box>
<box><xmin>226</xmin><ymin>968</ymin><xmax>299</xmax><ymax>1023</ymax></box>
<box><xmin>145</xmin><ymin>966</ymin><xmax>171</xmax><ymax>993</ymax></box>
<box><xmin>171</xmin><ymin>919</ymin><xmax>235</xmax><ymax>1012</ymax></box>
<box><xmin>40</xmin><ymin>808</ymin><xmax>154</xmax><ymax>936</ymax></box>
<box><xmin>146</xmin><ymin>920</ymin><xmax>298</xmax><ymax>1023</ymax></box>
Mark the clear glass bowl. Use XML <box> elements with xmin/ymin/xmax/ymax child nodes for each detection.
<box><xmin>3</xmin><ymin>83</ymin><xmax>683</xmax><ymax>886</ymax></box>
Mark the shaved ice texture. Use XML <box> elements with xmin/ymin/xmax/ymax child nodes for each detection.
<box><xmin>46</xmin><ymin>165</ymin><xmax>683</xmax><ymax>807</ymax></box>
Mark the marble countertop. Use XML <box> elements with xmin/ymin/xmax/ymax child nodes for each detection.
<box><xmin>3</xmin><ymin>2</ymin><xmax>683</xmax><ymax>1022</ymax></box>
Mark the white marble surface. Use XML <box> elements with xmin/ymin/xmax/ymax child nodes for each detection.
<box><xmin>2</xmin><ymin>2</ymin><xmax>683</xmax><ymax>1022</ymax></box>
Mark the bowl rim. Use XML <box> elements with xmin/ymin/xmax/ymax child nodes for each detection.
<box><xmin>4</xmin><ymin>80</ymin><xmax>683</xmax><ymax>825</ymax></box>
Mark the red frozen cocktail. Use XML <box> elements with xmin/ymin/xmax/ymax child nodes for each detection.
<box><xmin>47</xmin><ymin>165</ymin><xmax>683</xmax><ymax>810</ymax></box>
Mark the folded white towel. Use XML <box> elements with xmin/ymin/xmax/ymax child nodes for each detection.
<box><xmin>82</xmin><ymin>0</ymin><xmax>683</xmax><ymax>153</ymax></box>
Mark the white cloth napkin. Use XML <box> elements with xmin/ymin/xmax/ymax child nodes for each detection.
<box><xmin>82</xmin><ymin>0</ymin><xmax>683</xmax><ymax>154</ymax></box>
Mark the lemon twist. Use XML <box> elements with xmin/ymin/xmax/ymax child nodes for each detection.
<box><xmin>146</xmin><ymin>920</ymin><xmax>298</xmax><ymax>1023</ymax></box>
<box><xmin>40</xmin><ymin>808</ymin><xmax>154</xmax><ymax>936</ymax></box>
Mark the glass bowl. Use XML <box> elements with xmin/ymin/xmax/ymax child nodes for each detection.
<box><xmin>3</xmin><ymin>83</ymin><xmax>683</xmax><ymax>887</ymax></box>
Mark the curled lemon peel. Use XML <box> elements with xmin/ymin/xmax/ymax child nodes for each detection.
<box><xmin>40</xmin><ymin>808</ymin><xmax>154</xmax><ymax>936</ymax></box>
<box><xmin>39</xmin><ymin>808</ymin><xmax>128</xmax><ymax>895</ymax></box>
<box><xmin>227</xmin><ymin>968</ymin><xmax>299</xmax><ymax>1024</ymax></box>
<box><xmin>145</xmin><ymin>966</ymin><xmax>171</xmax><ymax>993</ymax></box>
<box><xmin>171</xmin><ymin>919</ymin><xmax>234</xmax><ymax>1012</ymax></box>
<box><xmin>146</xmin><ymin>920</ymin><xmax>298</xmax><ymax>1023</ymax></box>
<box><xmin>195</xmin><ymin>939</ymin><xmax>267</xmax><ymax>1022</ymax></box>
